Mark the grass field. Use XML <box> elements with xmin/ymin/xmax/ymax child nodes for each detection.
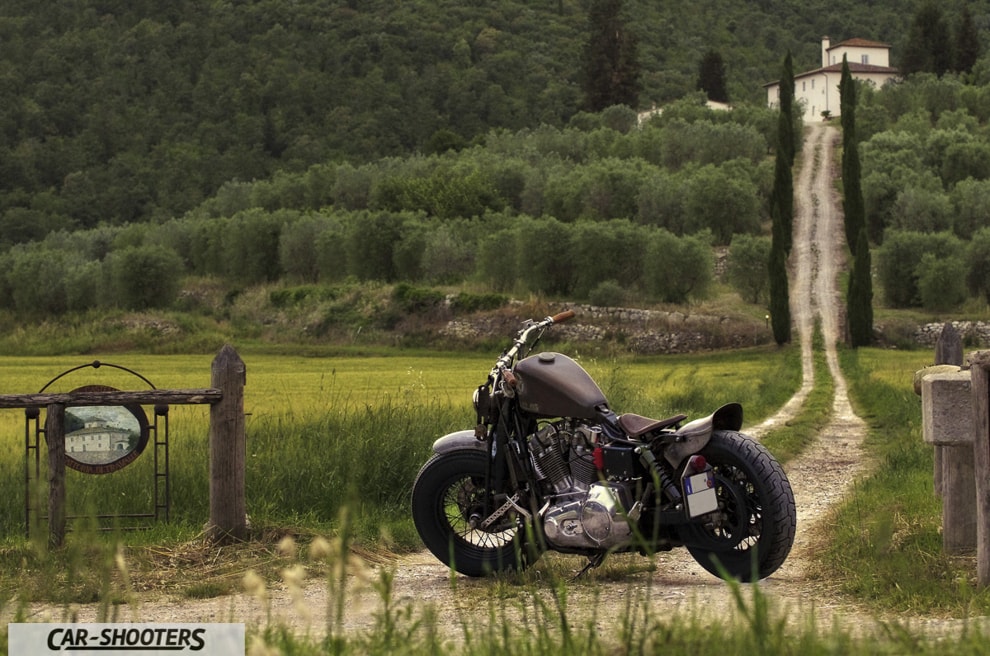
<box><xmin>4</xmin><ymin>343</ymin><xmax>990</xmax><ymax>654</ymax></box>
<box><xmin>0</xmin><ymin>344</ymin><xmax>801</xmax><ymax>541</ymax></box>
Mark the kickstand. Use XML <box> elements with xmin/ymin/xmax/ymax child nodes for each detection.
<box><xmin>574</xmin><ymin>553</ymin><xmax>607</xmax><ymax>580</ymax></box>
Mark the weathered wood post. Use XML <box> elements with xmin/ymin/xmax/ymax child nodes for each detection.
<box><xmin>44</xmin><ymin>403</ymin><xmax>66</xmax><ymax>548</ymax></box>
<box><xmin>916</xmin><ymin>325</ymin><xmax>975</xmax><ymax>554</ymax></box>
<box><xmin>207</xmin><ymin>345</ymin><xmax>248</xmax><ymax>543</ymax></box>
<box><xmin>934</xmin><ymin>323</ymin><xmax>964</xmax><ymax>496</ymax></box>
<box><xmin>972</xmin><ymin>350</ymin><xmax>990</xmax><ymax>585</ymax></box>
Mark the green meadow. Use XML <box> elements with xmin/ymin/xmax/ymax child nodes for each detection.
<box><xmin>5</xmin><ymin>344</ymin><xmax>990</xmax><ymax>654</ymax></box>
<box><xmin>0</xmin><ymin>344</ymin><xmax>802</xmax><ymax>541</ymax></box>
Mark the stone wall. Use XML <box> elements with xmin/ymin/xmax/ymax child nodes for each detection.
<box><xmin>913</xmin><ymin>321</ymin><xmax>990</xmax><ymax>348</ymax></box>
<box><xmin>442</xmin><ymin>305</ymin><xmax>990</xmax><ymax>355</ymax></box>
<box><xmin>441</xmin><ymin>303</ymin><xmax>773</xmax><ymax>355</ymax></box>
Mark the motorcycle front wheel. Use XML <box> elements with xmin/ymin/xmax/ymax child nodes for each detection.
<box><xmin>412</xmin><ymin>449</ymin><xmax>540</xmax><ymax>577</ymax></box>
<box><xmin>681</xmin><ymin>429</ymin><xmax>796</xmax><ymax>582</ymax></box>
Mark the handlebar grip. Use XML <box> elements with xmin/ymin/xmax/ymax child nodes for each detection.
<box><xmin>551</xmin><ymin>310</ymin><xmax>576</xmax><ymax>324</ymax></box>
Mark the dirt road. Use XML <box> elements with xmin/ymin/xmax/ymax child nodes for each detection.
<box><xmin>22</xmin><ymin>124</ymin><xmax>882</xmax><ymax>639</ymax></box>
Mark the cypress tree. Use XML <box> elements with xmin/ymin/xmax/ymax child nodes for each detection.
<box><xmin>955</xmin><ymin>5</ymin><xmax>981</xmax><ymax>74</ymax></box>
<box><xmin>767</xmin><ymin>52</ymin><xmax>794</xmax><ymax>346</ymax></box>
<box><xmin>581</xmin><ymin>0</ymin><xmax>641</xmax><ymax>111</ymax></box>
<box><xmin>840</xmin><ymin>58</ymin><xmax>865</xmax><ymax>254</ymax></box>
<box><xmin>774</xmin><ymin>53</ymin><xmax>795</xmax><ymax>253</ymax></box>
<box><xmin>901</xmin><ymin>2</ymin><xmax>952</xmax><ymax>77</ymax></box>
<box><xmin>697</xmin><ymin>50</ymin><xmax>729</xmax><ymax>103</ymax></box>
<box><xmin>847</xmin><ymin>227</ymin><xmax>874</xmax><ymax>347</ymax></box>
<box><xmin>768</xmin><ymin>228</ymin><xmax>791</xmax><ymax>345</ymax></box>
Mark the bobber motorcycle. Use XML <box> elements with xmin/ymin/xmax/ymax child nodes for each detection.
<box><xmin>411</xmin><ymin>310</ymin><xmax>796</xmax><ymax>581</ymax></box>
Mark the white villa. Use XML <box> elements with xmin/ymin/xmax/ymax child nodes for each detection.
<box><xmin>765</xmin><ymin>37</ymin><xmax>900</xmax><ymax>122</ymax></box>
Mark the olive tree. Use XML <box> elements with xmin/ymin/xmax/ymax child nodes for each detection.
<box><xmin>642</xmin><ymin>229</ymin><xmax>713</xmax><ymax>303</ymax></box>
<box><xmin>107</xmin><ymin>245</ymin><xmax>185</xmax><ymax>311</ymax></box>
<box><xmin>727</xmin><ymin>233</ymin><xmax>771</xmax><ymax>304</ymax></box>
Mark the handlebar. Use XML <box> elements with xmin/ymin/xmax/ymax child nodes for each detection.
<box><xmin>490</xmin><ymin>309</ymin><xmax>575</xmax><ymax>377</ymax></box>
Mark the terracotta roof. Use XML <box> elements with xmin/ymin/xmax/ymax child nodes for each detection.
<box><xmin>800</xmin><ymin>62</ymin><xmax>899</xmax><ymax>77</ymax></box>
<box><xmin>829</xmin><ymin>37</ymin><xmax>891</xmax><ymax>50</ymax></box>
<box><xmin>763</xmin><ymin>63</ymin><xmax>899</xmax><ymax>87</ymax></box>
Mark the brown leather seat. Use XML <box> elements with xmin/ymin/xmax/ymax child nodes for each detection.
<box><xmin>617</xmin><ymin>412</ymin><xmax>688</xmax><ymax>438</ymax></box>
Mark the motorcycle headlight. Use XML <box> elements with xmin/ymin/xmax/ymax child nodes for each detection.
<box><xmin>473</xmin><ymin>384</ymin><xmax>493</xmax><ymax>421</ymax></box>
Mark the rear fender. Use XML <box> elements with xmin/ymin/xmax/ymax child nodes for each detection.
<box><xmin>663</xmin><ymin>403</ymin><xmax>743</xmax><ymax>467</ymax></box>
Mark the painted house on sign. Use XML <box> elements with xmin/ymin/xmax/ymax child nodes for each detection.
<box><xmin>764</xmin><ymin>37</ymin><xmax>900</xmax><ymax>122</ymax></box>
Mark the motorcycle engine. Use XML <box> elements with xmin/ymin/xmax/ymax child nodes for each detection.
<box><xmin>528</xmin><ymin>423</ymin><xmax>636</xmax><ymax>550</ymax></box>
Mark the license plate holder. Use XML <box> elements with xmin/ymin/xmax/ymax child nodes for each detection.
<box><xmin>683</xmin><ymin>470</ymin><xmax>718</xmax><ymax>517</ymax></box>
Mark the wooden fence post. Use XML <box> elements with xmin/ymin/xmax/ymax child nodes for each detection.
<box><xmin>207</xmin><ymin>345</ymin><xmax>248</xmax><ymax>543</ymax></box>
<box><xmin>934</xmin><ymin>323</ymin><xmax>964</xmax><ymax>497</ymax></box>
<box><xmin>44</xmin><ymin>403</ymin><xmax>66</xmax><ymax>548</ymax></box>
<box><xmin>972</xmin><ymin>350</ymin><xmax>990</xmax><ymax>586</ymax></box>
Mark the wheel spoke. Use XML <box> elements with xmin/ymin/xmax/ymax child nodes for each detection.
<box><xmin>442</xmin><ymin>475</ymin><xmax>516</xmax><ymax>549</ymax></box>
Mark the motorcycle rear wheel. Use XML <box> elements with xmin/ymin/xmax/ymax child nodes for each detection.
<box><xmin>412</xmin><ymin>449</ymin><xmax>539</xmax><ymax>577</ymax></box>
<box><xmin>682</xmin><ymin>429</ymin><xmax>796</xmax><ymax>582</ymax></box>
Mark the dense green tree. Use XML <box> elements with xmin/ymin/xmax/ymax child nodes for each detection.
<box><xmin>951</xmin><ymin>179</ymin><xmax>990</xmax><ymax>239</ymax></box>
<box><xmin>107</xmin><ymin>245</ymin><xmax>184</xmax><ymax>311</ymax></box>
<box><xmin>877</xmin><ymin>230</ymin><xmax>962</xmax><ymax>307</ymax></box>
<box><xmin>510</xmin><ymin>216</ymin><xmax>574</xmax><ymax>296</ymax></box>
<box><xmin>967</xmin><ymin>228</ymin><xmax>990</xmax><ymax>304</ymax></box>
<box><xmin>697</xmin><ymin>50</ymin><xmax>729</xmax><ymax>103</ymax></box>
<box><xmin>421</xmin><ymin>221</ymin><xmax>476</xmax><ymax>284</ymax></box>
<box><xmin>941</xmin><ymin>140</ymin><xmax>990</xmax><ymax>187</ymax></box>
<box><xmin>581</xmin><ymin>0</ymin><xmax>640</xmax><ymax>112</ymax></box>
<box><xmin>890</xmin><ymin>187</ymin><xmax>952</xmax><ymax>233</ymax></box>
<box><xmin>569</xmin><ymin>219</ymin><xmax>647</xmax><ymax>299</ymax></box>
<box><xmin>643</xmin><ymin>230</ymin><xmax>713</xmax><ymax>304</ymax></box>
<box><xmin>917</xmin><ymin>252</ymin><xmax>967</xmax><ymax>311</ymax></box>
<box><xmin>222</xmin><ymin>209</ymin><xmax>289</xmax><ymax>284</ymax></box>
<box><xmin>682</xmin><ymin>163</ymin><xmax>762</xmax><ymax>244</ymax></box>
<box><xmin>954</xmin><ymin>5</ymin><xmax>981</xmax><ymax>75</ymax></box>
<box><xmin>279</xmin><ymin>214</ymin><xmax>331</xmax><ymax>283</ymax></box>
<box><xmin>344</xmin><ymin>211</ymin><xmax>407</xmax><ymax>283</ymax></box>
<box><xmin>900</xmin><ymin>2</ymin><xmax>952</xmax><ymax>77</ymax></box>
<box><xmin>727</xmin><ymin>234</ymin><xmax>771</xmax><ymax>304</ymax></box>
<box><xmin>2</xmin><ymin>246</ymin><xmax>74</xmax><ymax>316</ymax></box>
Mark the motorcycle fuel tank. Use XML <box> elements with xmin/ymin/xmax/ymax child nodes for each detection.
<box><xmin>514</xmin><ymin>352</ymin><xmax>608</xmax><ymax>419</ymax></box>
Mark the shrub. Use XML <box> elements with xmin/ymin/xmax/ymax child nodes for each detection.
<box><xmin>107</xmin><ymin>245</ymin><xmax>185</xmax><ymax>310</ymax></box>
<box><xmin>588</xmin><ymin>280</ymin><xmax>628</xmax><ymax>307</ymax></box>
<box><xmin>448</xmin><ymin>292</ymin><xmax>508</xmax><ymax>314</ymax></box>
<box><xmin>877</xmin><ymin>230</ymin><xmax>961</xmax><ymax>307</ymax></box>
<box><xmin>727</xmin><ymin>233</ymin><xmax>771</xmax><ymax>304</ymax></box>
<box><xmin>392</xmin><ymin>283</ymin><xmax>445</xmax><ymax>314</ymax></box>
<box><xmin>916</xmin><ymin>254</ymin><xmax>967</xmax><ymax>311</ymax></box>
<box><xmin>643</xmin><ymin>230</ymin><xmax>713</xmax><ymax>303</ymax></box>
<box><xmin>966</xmin><ymin>227</ymin><xmax>990</xmax><ymax>303</ymax></box>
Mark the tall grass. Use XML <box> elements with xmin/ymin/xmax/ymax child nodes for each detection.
<box><xmin>0</xmin><ymin>346</ymin><xmax>799</xmax><ymax>542</ymax></box>
<box><xmin>826</xmin><ymin>347</ymin><xmax>990</xmax><ymax>615</ymax></box>
<box><xmin>7</xmin><ymin>345</ymin><xmax>990</xmax><ymax>652</ymax></box>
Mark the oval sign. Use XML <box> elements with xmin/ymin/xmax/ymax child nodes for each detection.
<box><xmin>63</xmin><ymin>385</ymin><xmax>150</xmax><ymax>475</ymax></box>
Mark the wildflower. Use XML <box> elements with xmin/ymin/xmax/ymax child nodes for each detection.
<box><xmin>309</xmin><ymin>536</ymin><xmax>332</xmax><ymax>561</ymax></box>
<box><xmin>276</xmin><ymin>535</ymin><xmax>297</xmax><ymax>558</ymax></box>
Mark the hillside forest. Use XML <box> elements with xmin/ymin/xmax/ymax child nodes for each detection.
<box><xmin>2</xmin><ymin>0</ymin><xmax>990</xmax><ymax>343</ymax></box>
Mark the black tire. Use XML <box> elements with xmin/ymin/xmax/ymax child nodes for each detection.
<box><xmin>412</xmin><ymin>450</ymin><xmax>539</xmax><ymax>577</ymax></box>
<box><xmin>681</xmin><ymin>430</ymin><xmax>796</xmax><ymax>582</ymax></box>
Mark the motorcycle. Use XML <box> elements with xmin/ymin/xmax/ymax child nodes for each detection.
<box><xmin>412</xmin><ymin>310</ymin><xmax>796</xmax><ymax>581</ymax></box>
